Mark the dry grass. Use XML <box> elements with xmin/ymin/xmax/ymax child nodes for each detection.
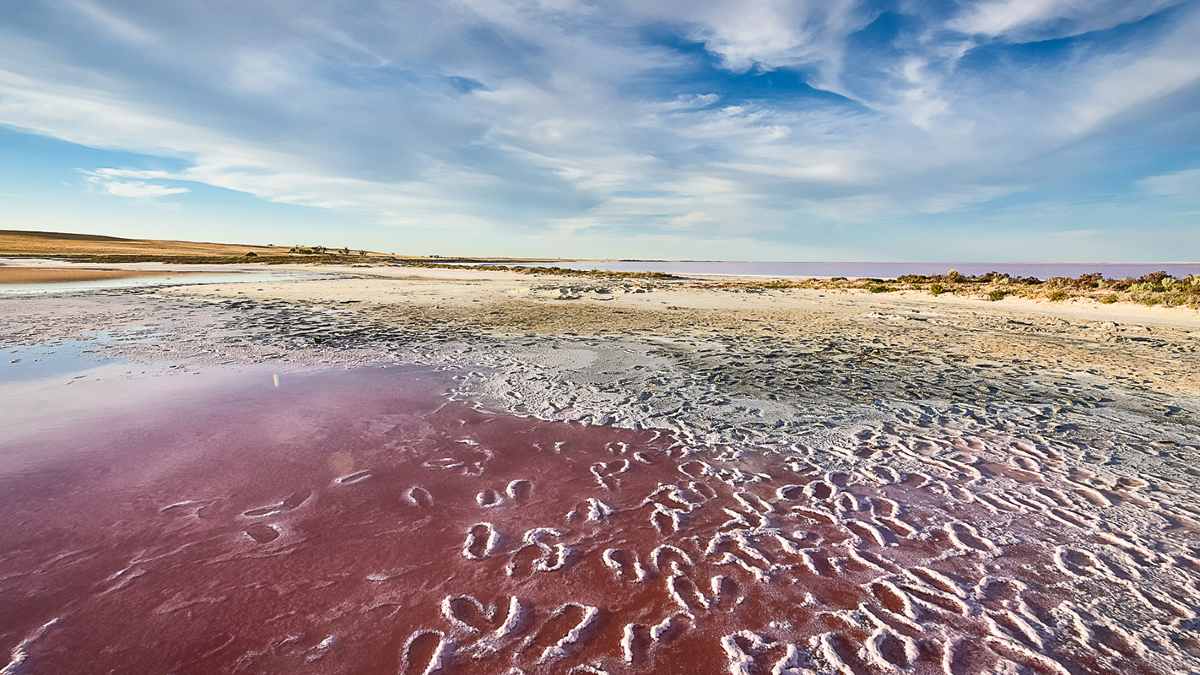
<box><xmin>0</xmin><ymin>229</ymin><xmax>288</xmax><ymax>258</ymax></box>
<box><xmin>0</xmin><ymin>229</ymin><xmax>400</xmax><ymax>263</ymax></box>
<box><xmin>0</xmin><ymin>230</ymin><xmax>639</xmax><ymax>275</ymax></box>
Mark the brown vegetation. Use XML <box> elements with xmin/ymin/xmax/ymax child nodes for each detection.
<box><xmin>0</xmin><ymin>229</ymin><xmax>284</xmax><ymax>258</ymax></box>
<box><xmin>0</xmin><ymin>229</ymin><xmax>391</xmax><ymax>263</ymax></box>
<box><xmin>703</xmin><ymin>269</ymin><xmax>1200</xmax><ymax>308</ymax></box>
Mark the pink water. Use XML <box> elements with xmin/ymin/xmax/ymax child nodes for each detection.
<box><xmin>0</xmin><ymin>366</ymin><xmax>1174</xmax><ymax>673</ymax></box>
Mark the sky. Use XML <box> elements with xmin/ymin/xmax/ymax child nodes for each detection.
<box><xmin>1</xmin><ymin>1</ymin><xmax>1198</xmax><ymax>260</ymax></box>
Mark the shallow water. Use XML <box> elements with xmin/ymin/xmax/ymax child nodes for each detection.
<box><xmin>0</xmin><ymin>339</ymin><xmax>117</xmax><ymax>384</ymax></box>
<box><xmin>0</xmin><ymin>259</ymin><xmax>335</xmax><ymax>295</ymax></box>
<box><xmin>2</xmin><ymin>362</ymin><xmax>1193</xmax><ymax>674</ymax></box>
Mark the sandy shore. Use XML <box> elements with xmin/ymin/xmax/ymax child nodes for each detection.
<box><xmin>161</xmin><ymin>264</ymin><xmax>1200</xmax><ymax>395</ymax></box>
<box><xmin>0</xmin><ymin>266</ymin><xmax>187</xmax><ymax>284</ymax></box>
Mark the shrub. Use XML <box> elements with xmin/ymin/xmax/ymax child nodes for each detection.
<box><xmin>868</xmin><ymin>283</ymin><xmax>892</xmax><ymax>293</ymax></box>
<box><xmin>929</xmin><ymin>283</ymin><xmax>945</xmax><ymax>296</ymax></box>
<box><xmin>945</xmin><ymin>268</ymin><xmax>962</xmax><ymax>282</ymax></box>
<box><xmin>987</xmin><ymin>289</ymin><xmax>1007</xmax><ymax>301</ymax></box>
<box><xmin>1047</xmin><ymin>289</ymin><xmax>1069</xmax><ymax>302</ymax></box>
<box><xmin>1099</xmin><ymin>293</ymin><xmax>1119</xmax><ymax>304</ymax></box>
<box><xmin>244</xmin><ymin>251</ymin><xmax>258</xmax><ymax>257</ymax></box>
<box><xmin>1136</xmin><ymin>271</ymin><xmax>1170</xmax><ymax>285</ymax></box>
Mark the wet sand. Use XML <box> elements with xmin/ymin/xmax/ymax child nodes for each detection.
<box><xmin>0</xmin><ymin>266</ymin><xmax>184</xmax><ymax>284</ymax></box>
<box><xmin>1</xmin><ymin>264</ymin><xmax>1199</xmax><ymax>674</ymax></box>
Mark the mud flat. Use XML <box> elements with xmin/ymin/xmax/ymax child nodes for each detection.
<box><xmin>1</xmin><ymin>265</ymin><xmax>1199</xmax><ymax>674</ymax></box>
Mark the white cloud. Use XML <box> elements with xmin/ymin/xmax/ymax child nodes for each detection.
<box><xmin>948</xmin><ymin>0</ymin><xmax>1182</xmax><ymax>41</ymax></box>
<box><xmin>82</xmin><ymin>169</ymin><xmax>189</xmax><ymax>198</ymax></box>
<box><xmin>621</xmin><ymin>0</ymin><xmax>874</xmax><ymax>92</ymax></box>
<box><xmin>0</xmin><ymin>0</ymin><xmax>1195</xmax><ymax>258</ymax></box>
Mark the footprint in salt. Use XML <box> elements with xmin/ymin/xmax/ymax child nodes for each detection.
<box><xmin>944</xmin><ymin>521</ymin><xmax>999</xmax><ymax>555</ymax></box>
<box><xmin>565</xmin><ymin>497</ymin><xmax>613</xmax><ymax>523</ymax></box>
<box><xmin>476</xmin><ymin>488</ymin><xmax>504</xmax><ymax>508</ymax></box>
<box><xmin>602</xmin><ymin>548</ymin><xmax>648</xmax><ymax>582</ymax></box>
<box><xmin>244</xmin><ymin>523</ymin><xmax>281</xmax><ymax>544</ymax></box>
<box><xmin>590</xmin><ymin>459</ymin><xmax>630</xmax><ymax>490</ymax></box>
<box><xmin>462</xmin><ymin>523</ymin><xmax>501</xmax><ymax>561</ymax></box>
<box><xmin>666</xmin><ymin>572</ymin><xmax>711</xmax><ymax>614</ymax></box>
<box><xmin>505</xmin><ymin>479</ymin><xmax>532</xmax><ymax>502</ymax></box>
<box><xmin>518</xmin><ymin>602</ymin><xmax>599</xmax><ymax>665</ymax></box>
<box><xmin>815</xmin><ymin>631</ymin><xmax>873</xmax><ymax>675</ymax></box>
<box><xmin>399</xmin><ymin>629</ymin><xmax>453</xmax><ymax>675</ymax></box>
<box><xmin>405</xmin><ymin>486</ymin><xmax>434</xmax><ymax>507</ymax></box>
<box><xmin>864</xmin><ymin>626</ymin><xmax>919</xmax><ymax>671</ymax></box>
<box><xmin>440</xmin><ymin>594</ymin><xmax>529</xmax><ymax>657</ymax></box>
<box><xmin>721</xmin><ymin>630</ymin><xmax>802</xmax><ymax>675</ymax></box>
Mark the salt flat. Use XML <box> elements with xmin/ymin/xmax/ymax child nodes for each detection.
<box><xmin>1</xmin><ymin>263</ymin><xmax>1198</xmax><ymax>674</ymax></box>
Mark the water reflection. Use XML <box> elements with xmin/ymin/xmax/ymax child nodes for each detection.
<box><xmin>0</xmin><ymin>259</ymin><xmax>336</xmax><ymax>295</ymax></box>
<box><xmin>0</xmin><ymin>338</ymin><xmax>117</xmax><ymax>384</ymax></box>
<box><xmin>1</xmin><ymin>363</ymin><xmax>1180</xmax><ymax>674</ymax></box>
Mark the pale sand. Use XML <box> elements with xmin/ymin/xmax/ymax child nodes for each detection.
<box><xmin>156</xmin><ymin>264</ymin><xmax>1199</xmax><ymax>395</ymax></box>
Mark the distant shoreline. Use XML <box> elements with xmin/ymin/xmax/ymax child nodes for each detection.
<box><xmin>0</xmin><ymin>266</ymin><xmax>190</xmax><ymax>285</ymax></box>
<box><xmin>459</xmin><ymin>259</ymin><xmax>1200</xmax><ymax>282</ymax></box>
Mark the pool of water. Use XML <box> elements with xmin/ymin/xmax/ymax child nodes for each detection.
<box><xmin>0</xmin><ymin>358</ymin><xmax>1176</xmax><ymax>674</ymax></box>
<box><xmin>0</xmin><ymin>259</ymin><xmax>336</xmax><ymax>295</ymax></box>
<box><xmin>0</xmin><ymin>338</ymin><xmax>118</xmax><ymax>384</ymax></box>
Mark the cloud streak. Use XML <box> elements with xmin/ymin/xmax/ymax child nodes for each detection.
<box><xmin>82</xmin><ymin>169</ymin><xmax>189</xmax><ymax>198</ymax></box>
<box><xmin>0</xmin><ymin>0</ymin><xmax>1197</xmax><ymax>258</ymax></box>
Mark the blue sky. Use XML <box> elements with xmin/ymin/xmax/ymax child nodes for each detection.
<box><xmin>1</xmin><ymin>0</ymin><xmax>1198</xmax><ymax>260</ymax></box>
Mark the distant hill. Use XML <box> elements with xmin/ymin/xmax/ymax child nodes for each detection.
<box><xmin>0</xmin><ymin>229</ymin><xmax>340</xmax><ymax>258</ymax></box>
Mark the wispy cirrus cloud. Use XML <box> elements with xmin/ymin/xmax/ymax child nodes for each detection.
<box><xmin>946</xmin><ymin>0</ymin><xmax>1184</xmax><ymax>40</ymax></box>
<box><xmin>0</xmin><ymin>0</ymin><xmax>1196</xmax><ymax>259</ymax></box>
<box><xmin>81</xmin><ymin>168</ymin><xmax>189</xmax><ymax>198</ymax></box>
